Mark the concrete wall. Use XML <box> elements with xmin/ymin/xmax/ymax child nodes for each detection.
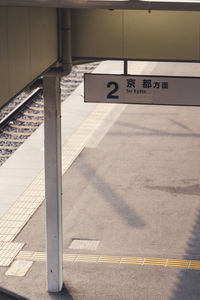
<box><xmin>0</xmin><ymin>7</ymin><xmax>58</xmax><ymax>108</ymax></box>
<box><xmin>71</xmin><ymin>9</ymin><xmax>200</xmax><ymax>62</ymax></box>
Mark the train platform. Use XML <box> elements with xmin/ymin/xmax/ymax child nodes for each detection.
<box><xmin>1</xmin><ymin>61</ymin><xmax>200</xmax><ymax>299</ymax></box>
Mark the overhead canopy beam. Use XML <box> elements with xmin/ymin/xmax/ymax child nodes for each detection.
<box><xmin>71</xmin><ymin>9</ymin><xmax>200</xmax><ymax>62</ymax></box>
<box><xmin>1</xmin><ymin>0</ymin><xmax>200</xmax><ymax>11</ymax></box>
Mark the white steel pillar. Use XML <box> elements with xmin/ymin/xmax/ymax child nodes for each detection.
<box><xmin>43</xmin><ymin>73</ymin><xmax>63</xmax><ymax>292</ymax></box>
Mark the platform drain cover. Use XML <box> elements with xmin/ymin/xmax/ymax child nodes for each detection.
<box><xmin>69</xmin><ymin>239</ymin><xmax>100</xmax><ymax>250</ymax></box>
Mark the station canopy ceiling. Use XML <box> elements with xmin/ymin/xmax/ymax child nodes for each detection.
<box><xmin>0</xmin><ymin>0</ymin><xmax>200</xmax><ymax>10</ymax></box>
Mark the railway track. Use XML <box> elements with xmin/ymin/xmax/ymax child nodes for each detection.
<box><xmin>0</xmin><ymin>62</ymin><xmax>99</xmax><ymax>166</ymax></box>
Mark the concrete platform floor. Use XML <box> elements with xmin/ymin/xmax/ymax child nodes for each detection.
<box><xmin>1</xmin><ymin>61</ymin><xmax>200</xmax><ymax>299</ymax></box>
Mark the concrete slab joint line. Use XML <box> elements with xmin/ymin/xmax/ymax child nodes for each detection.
<box><xmin>16</xmin><ymin>251</ymin><xmax>200</xmax><ymax>271</ymax></box>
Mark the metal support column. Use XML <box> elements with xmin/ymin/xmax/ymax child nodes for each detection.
<box><xmin>43</xmin><ymin>73</ymin><xmax>63</xmax><ymax>292</ymax></box>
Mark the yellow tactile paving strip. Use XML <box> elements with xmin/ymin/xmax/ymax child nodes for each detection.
<box><xmin>16</xmin><ymin>251</ymin><xmax>200</xmax><ymax>271</ymax></box>
<box><xmin>0</xmin><ymin>103</ymin><xmax>117</xmax><ymax>265</ymax></box>
<box><xmin>62</xmin><ymin>104</ymin><xmax>116</xmax><ymax>173</ymax></box>
<box><xmin>0</xmin><ymin>242</ymin><xmax>24</xmax><ymax>266</ymax></box>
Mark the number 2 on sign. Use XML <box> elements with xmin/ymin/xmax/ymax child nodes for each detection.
<box><xmin>107</xmin><ymin>81</ymin><xmax>119</xmax><ymax>99</ymax></box>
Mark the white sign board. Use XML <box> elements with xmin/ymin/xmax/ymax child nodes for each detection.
<box><xmin>84</xmin><ymin>74</ymin><xmax>200</xmax><ymax>106</ymax></box>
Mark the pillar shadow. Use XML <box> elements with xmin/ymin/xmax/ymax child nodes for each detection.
<box><xmin>49</xmin><ymin>284</ymin><xmax>74</xmax><ymax>300</ymax></box>
<box><xmin>76</xmin><ymin>155</ymin><xmax>145</xmax><ymax>228</ymax></box>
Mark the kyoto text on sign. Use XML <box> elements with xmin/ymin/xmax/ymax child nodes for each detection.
<box><xmin>84</xmin><ymin>74</ymin><xmax>200</xmax><ymax>106</ymax></box>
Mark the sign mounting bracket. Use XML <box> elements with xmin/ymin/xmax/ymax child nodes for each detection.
<box><xmin>124</xmin><ymin>59</ymin><xmax>128</xmax><ymax>75</ymax></box>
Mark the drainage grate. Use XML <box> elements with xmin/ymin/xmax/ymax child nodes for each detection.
<box><xmin>69</xmin><ymin>239</ymin><xmax>100</xmax><ymax>250</ymax></box>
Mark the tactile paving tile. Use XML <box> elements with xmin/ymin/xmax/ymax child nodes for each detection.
<box><xmin>0</xmin><ymin>242</ymin><xmax>24</xmax><ymax>266</ymax></box>
<box><xmin>16</xmin><ymin>251</ymin><xmax>200</xmax><ymax>271</ymax></box>
<box><xmin>6</xmin><ymin>260</ymin><xmax>33</xmax><ymax>277</ymax></box>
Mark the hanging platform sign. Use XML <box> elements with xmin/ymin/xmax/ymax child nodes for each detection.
<box><xmin>84</xmin><ymin>74</ymin><xmax>200</xmax><ymax>106</ymax></box>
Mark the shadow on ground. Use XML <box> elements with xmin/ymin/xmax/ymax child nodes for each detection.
<box><xmin>109</xmin><ymin>118</ymin><xmax>200</xmax><ymax>299</ymax></box>
<box><xmin>169</xmin><ymin>207</ymin><xmax>200</xmax><ymax>300</ymax></box>
<box><xmin>145</xmin><ymin>184</ymin><xmax>200</xmax><ymax>197</ymax></box>
<box><xmin>76</xmin><ymin>155</ymin><xmax>145</xmax><ymax>228</ymax></box>
<box><xmin>109</xmin><ymin>120</ymin><xmax>200</xmax><ymax>138</ymax></box>
<box><xmin>0</xmin><ymin>287</ymin><xmax>28</xmax><ymax>300</ymax></box>
<box><xmin>49</xmin><ymin>285</ymin><xmax>74</xmax><ymax>300</ymax></box>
